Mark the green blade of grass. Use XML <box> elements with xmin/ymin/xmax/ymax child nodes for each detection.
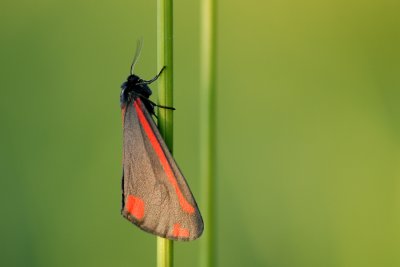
<box><xmin>200</xmin><ymin>0</ymin><xmax>217</xmax><ymax>266</ymax></box>
<box><xmin>157</xmin><ymin>0</ymin><xmax>174</xmax><ymax>267</ymax></box>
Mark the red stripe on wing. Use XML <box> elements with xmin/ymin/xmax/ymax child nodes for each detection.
<box><xmin>133</xmin><ymin>99</ymin><xmax>195</xmax><ymax>214</ymax></box>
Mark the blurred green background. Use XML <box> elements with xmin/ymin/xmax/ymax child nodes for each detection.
<box><xmin>1</xmin><ymin>0</ymin><xmax>400</xmax><ymax>266</ymax></box>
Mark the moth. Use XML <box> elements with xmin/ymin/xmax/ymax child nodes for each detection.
<box><xmin>120</xmin><ymin>41</ymin><xmax>203</xmax><ymax>241</ymax></box>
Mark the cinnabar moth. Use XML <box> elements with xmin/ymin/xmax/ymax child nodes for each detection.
<box><xmin>120</xmin><ymin>41</ymin><xmax>203</xmax><ymax>241</ymax></box>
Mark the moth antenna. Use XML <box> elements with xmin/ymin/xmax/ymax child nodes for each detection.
<box><xmin>137</xmin><ymin>66</ymin><xmax>166</xmax><ymax>85</ymax></box>
<box><xmin>130</xmin><ymin>38</ymin><xmax>143</xmax><ymax>75</ymax></box>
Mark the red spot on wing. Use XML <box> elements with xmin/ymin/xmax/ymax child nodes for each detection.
<box><xmin>133</xmin><ymin>99</ymin><xmax>195</xmax><ymax>214</ymax></box>
<box><xmin>173</xmin><ymin>223</ymin><xmax>190</xmax><ymax>238</ymax></box>
<box><xmin>126</xmin><ymin>195</ymin><xmax>145</xmax><ymax>220</ymax></box>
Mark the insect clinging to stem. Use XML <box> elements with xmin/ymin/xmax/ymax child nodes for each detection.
<box><xmin>119</xmin><ymin>40</ymin><xmax>204</xmax><ymax>241</ymax></box>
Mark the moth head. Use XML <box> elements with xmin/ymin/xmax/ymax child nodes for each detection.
<box><xmin>121</xmin><ymin>74</ymin><xmax>140</xmax><ymax>89</ymax></box>
<box><xmin>127</xmin><ymin>74</ymin><xmax>141</xmax><ymax>84</ymax></box>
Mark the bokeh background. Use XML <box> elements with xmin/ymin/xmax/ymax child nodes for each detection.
<box><xmin>1</xmin><ymin>0</ymin><xmax>400</xmax><ymax>266</ymax></box>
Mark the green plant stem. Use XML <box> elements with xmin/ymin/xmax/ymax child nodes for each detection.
<box><xmin>200</xmin><ymin>0</ymin><xmax>217</xmax><ymax>266</ymax></box>
<box><xmin>157</xmin><ymin>0</ymin><xmax>174</xmax><ymax>267</ymax></box>
<box><xmin>157</xmin><ymin>238</ymin><xmax>173</xmax><ymax>267</ymax></box>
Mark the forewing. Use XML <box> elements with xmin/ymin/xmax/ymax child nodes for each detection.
<box><xmin>121</xmin><ymin>98</ymin><xmax>203</xmax><ymax>241</ymax></box>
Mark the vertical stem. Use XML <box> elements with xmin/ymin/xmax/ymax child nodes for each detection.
<box><xmin>157</xmin><ymin>0</ymin><xmax>173</xmax><ymax>267</ymax></box>
<box><xmin>200</xmin><ymin>0</ymin><xmax>217</xmax><ymax>266</ymax></box>
<box><xmin>157</xmin><ymin>238</ymin><xmax>173</xmax><ymax>267</ymax></box>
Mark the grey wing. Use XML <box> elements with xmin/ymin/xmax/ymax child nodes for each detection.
<box><xmin>121</xmin><ymin>98</ymin><xmax>203</xmax><ymax>241</ymax></box>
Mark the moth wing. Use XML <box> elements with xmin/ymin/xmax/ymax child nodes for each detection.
<box><xmin>121</xmin><ymin>98</ymin><xmax>203</xmax><ymax>241</ymax></box>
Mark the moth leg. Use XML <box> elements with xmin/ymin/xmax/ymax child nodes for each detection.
<box><xmin>147</xmin><ymin>99</ymin><xmax>176</xmax><ymax>110</ymax></box>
